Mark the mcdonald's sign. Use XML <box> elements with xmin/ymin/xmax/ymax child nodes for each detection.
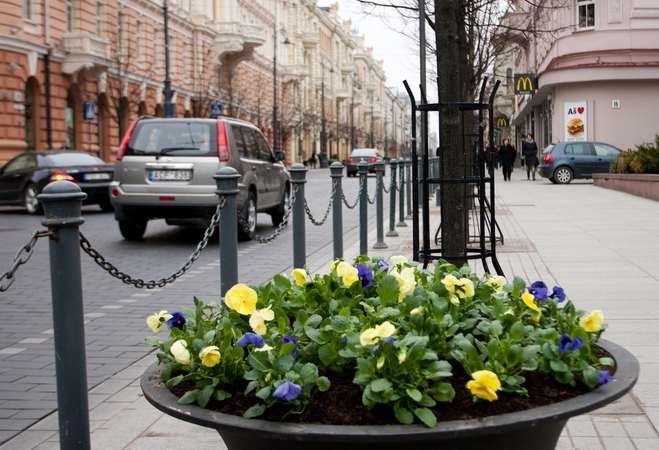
<box><xmin>494</xmin><ymin>116</ymin><xmax>509</xmax><ymax>128</ymax></box>
<box><xmin>514</xmin><ymin>74</ymin><xmax>537</xmax><ymax>94</ymax></box>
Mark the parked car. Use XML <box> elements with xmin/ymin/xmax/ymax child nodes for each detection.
<box><xmin>538</xmin><ymin>141</ymin><xmax>622</xmax><ymax>184</ymax></box>
<box><xmin>0</xmin><ymin>150</ymin><xmax>114</xmax><ymax>214</ymax></box>
<box><xmin>346</xmin><ymin>148</ymin><xmax>384</xmax><ymax>176</ymax></box>
<box><xmin>110</xmin><ymin>117</ymin><xmax>290</xmax><ymax>241</ymax></box>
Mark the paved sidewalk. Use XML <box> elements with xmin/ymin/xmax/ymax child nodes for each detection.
<box><xmin>3</xmin><ymin>168</ymin><xmax>658</xmax><ymax>449</ymax></box>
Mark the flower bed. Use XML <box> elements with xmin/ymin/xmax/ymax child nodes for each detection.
<box><xmin>144</xmin><ymin>256</ymin><xmax>615</xmax><ymax>428</ymax></box>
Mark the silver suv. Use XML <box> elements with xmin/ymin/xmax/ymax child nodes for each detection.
<box><xmin>110</xmin><ymin>117</ymin><xmax>290</xmax><ymax>240</ymax></box>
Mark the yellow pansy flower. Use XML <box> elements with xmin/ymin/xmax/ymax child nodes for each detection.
<box><xmin>170</xmin><ymin>340</ymin><xmax>192</xmax><ymax>365</ymax></box>
<box><xmin>522</xmin><ymin>290</ymin><xmax>542</xmax><ymax>322</ymax></box>
<box><xmin>580</xmin><ymin>310</ymin><xmax>604</xmax><ymax>332</ymax></box>
<box><xmin>391</xmin><ymin>267</ymin><xmax>416</xmax><ymax>301</ymax></box>
<box><xmin>450</xmin><ymin>295</ymin><xmax>460</xmax><ymax>307</ymax></box>
<box><xmin>486</xmin><ymin>275</ymin><xmax>507</xmax><ymax>292</ymax></box>
<box><xmin>199</xmin><ymin>346</ymin><xmax>221</xmax><ymax>367</ymax></box>
<box><xmin>376</xmin><ymin>356</ymin><xmax>385</xmax><ymax>369</ymax></box>
<box><xmin>398</xmin><ymin>350</ymin><xmax>407</xmax><ymax>364</ymax></box>
<box><xmin>410</xmin><ymin>307</ymin><xmax>423</xmax><ymax>316</ymax></box>
<box><xmin>146</xmin><ymin>310</ymin><xmax>173</xmax><ymax>333</ymax></box>
<box><xmin>442</xmin><ymin>275</ymin><xmax>474</xmax><ymax>298</ymax></box>
<box><xmin>330</xmin><ymin>259</ymin><xmax>342</xmax><ymax>272</ymax></box>
<box><xmin>249</xmin><ymin>305</ymin><xmax>275</xmax><ymax>335</ymax></box>
<box><xmin>389</xmin><ymin>255</ymin><xmax>409</xmax><ymax>266</ymax></box>
<box><xmin>466</xmin><ymin>370</ymin><xmax>501</xmax><ymax>401</ymax></box>
<box><xmin>338</xmin><ymin>263</ymin><xmax>359</xmax><ymax>287</ymax></box>
<box><xmin>359</xmin><ymin>321</ymin><xmax>396</xmax><ymax>346</ymax></box>
<box><xmin>292</xmin><ymin>268</ymin><xmax>310</xmax><ymax>286</ymax></box>
<box><xmin>224</xmin><ymin>283</ymin><xmax>258</xmax><ymax>315</ymax></box>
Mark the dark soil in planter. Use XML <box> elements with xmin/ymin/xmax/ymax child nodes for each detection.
<box><xmin>168</xmin><ymin>352</ymin><xmax>615</xmax><ymax>425</ymax></box>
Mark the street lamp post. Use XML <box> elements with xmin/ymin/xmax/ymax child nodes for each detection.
<box><xmin>163</xmin><ymin>1</ymin><xmax>175</xmax><ymax>117</ymax></box>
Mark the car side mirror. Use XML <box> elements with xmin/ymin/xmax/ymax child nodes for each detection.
<box><xmin>275</xmin><ymin>150</ymin><xmax>286</xmax><ymax>161</ymax></box>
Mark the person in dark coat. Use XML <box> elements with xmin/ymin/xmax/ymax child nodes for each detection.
<box><xmin>521</xmin><ymin>134</ymin><xmax>539</xmax><ymax>180</ymax></box>
<box><xmin>499</xmin><ymin>138</ymin><xmax>517</xmax><ymax>181</ymax></box>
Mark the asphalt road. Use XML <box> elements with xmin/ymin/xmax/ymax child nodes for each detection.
<box><xmin>0</xmin><ymin>168</ymin><xmax>391</xmax><ymax>443</ymax></box>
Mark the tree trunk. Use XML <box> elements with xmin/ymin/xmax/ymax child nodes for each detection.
<box><xmin>435</xmin><ymin>0</ymin><xmax>467</xmax><ymax>266</ymax></box>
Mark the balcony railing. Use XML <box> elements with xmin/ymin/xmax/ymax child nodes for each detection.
<box><xmin>62</xmin><ymin>33</ymin><xmax>111</xmax><ymax>74</ymax></box>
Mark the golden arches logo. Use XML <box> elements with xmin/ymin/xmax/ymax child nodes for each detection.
<box><xmin>496</xmin><ymin>118</ymin><xmax>508</xmax><ymax>127</ymax></box>
<box><xmin>515</xmin><ymin>75</ymin><xmax>536</xmax><ymax>94</ymax></box>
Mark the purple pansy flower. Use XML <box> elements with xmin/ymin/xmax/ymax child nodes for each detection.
<box><xmin>166</xmin><ymin>312</ymin><xmax>186</xmax><ymax>330</ymax></box>
<box><xmin>550</xmin><ymin>286</ymin><xmax>566</xmax><ymax>302</ymax></box>
<box><xmin>273</xmin><ymin>381</ymin><xmax>302</xmax><ymax>401</ymax></box>
<box><xmin>528</xmin><ymin>281</ymin><xmax>549</xmax><ymax>302</ymax></box>
<box><xmin>356</xmin><ymin>264</ymin><xmax>373</xmax><ymax>289</ymax></box>
<box><xmin>282</xmin><ymin>334</ymin><xmax>299</xmax><ymax>359</ymax></box>
<box><xmin>598</xmin><ymin>370</ymin><xmax>614</xmax><ymax>385</ymax></box>
<box><xmin>558</xmin><ymin>334</ymin><xmax>585</xmax><ymax>352</ymax></box>
<box><xmin>383</xmin><ymin>337</ymin><xmax>395</xmax><ymax>344</ymax></box>
<box><xmin>237</xmin><ymin>332</ymin><xmax>265</xmax><ymax>348</ymax></box>
<box><xmin>341</xmin><ymin>335</ymin><xmax>347</xmax><ymax>345</ymax></box>
<box><xmin>377</xmin><ymin>259</ymin><xmax>389</xmax><ymax>270</ymax></box>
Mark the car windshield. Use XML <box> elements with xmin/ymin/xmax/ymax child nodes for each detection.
<box><xmin>351</xmin><ymin>149</ymin><xmax>379</xmax><ymax>157</ymax></box>
<box><xmin>43</xmin><ymin>153</ymin><xmax>106</xmax><ymax>166</ymax></box>
<box><xmin>128</xmin><ymin>122</ymin><xmax>213</xmax><ymax>157</ymax></box>
<box><xmin>542</xmin><ymin>144</ymin><xmax>555</xmax><ymax>154</ymax></box>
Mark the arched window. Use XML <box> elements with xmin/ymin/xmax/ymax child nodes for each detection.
<box><xmin>66</xmin><ymin>90</ymin><xmax>76</xmax><ymax>148</ymax></box>
<box><xmin>24</xmin><ymin>79</ymin><xmax>39</xmax><ymax>150</ymax></box>
<box><xmin>506</xmin><ymin>68</ymin><xmax>513</xmax><ymax>85</ymax></box>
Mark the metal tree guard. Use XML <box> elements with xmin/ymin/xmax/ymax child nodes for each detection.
<box><xmin>404</xmin><ymin>77</ymin><xmax>504</xmax><ymax>275</ymax></box>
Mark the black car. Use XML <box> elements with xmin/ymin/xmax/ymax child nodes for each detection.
<box><xmin>346</xmin><ymin>148</ymin><xmax>384</xmax><ymax>176</ymax></box>
<box><xmin>538</xmin><ymin>141</ymin><xmax>622</xmax><ymax>184</ymax></box>
<box><xmin>0</xmin><ymin>150</ymin><xmax>115</xmax><ymax>214</ymax></box>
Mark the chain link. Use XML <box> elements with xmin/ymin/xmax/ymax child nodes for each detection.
<box><xmin>79</xmin><ymin>198</ymin><xmax>226</xmax><ymax>289</ymax></box>
<box><xmin>304</xmin><ymin>179</ymin><xmax>337</xmax><ymax>226</ymax></box>
<box><xmin>342</xmin><ymin>177</ymin><xmax>364</xmax><ymax>209</ymax></box>
<box><xmin>237</xmin><ymin>185</ymin><xmax>298</xmax><ymax>244</ymax></box>
<box><xmin>366</xmin><ymin>177</ymin><xmax>379</xmax><ymax>205</ymax></box>
<box><xmin>0</xmin><ymin>230</ymin><xmax>52</xmax><ymax>292</ymax></box>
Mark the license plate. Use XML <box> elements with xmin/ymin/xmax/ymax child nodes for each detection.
<box><xmin>149</xmin><ymin>170</ymin><xmax>191</xmax><ymax>181</ymax></box>
<box><xmin>83</xmin><ymin>173</ymin><xmax>111</xmax><ymax>181</ymax></box>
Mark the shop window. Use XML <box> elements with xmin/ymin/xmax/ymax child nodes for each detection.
<box><xmin>577</xmin><ymin>0</ymin><xmax>595</xmax><ymax>29</ymax></box>
<box><xmin>24</xmin><ymin>81</ymin><xmax>36</xmax><ymax>150</ymax></box>
<box><xmin>66</xmin><ymin>91</ymin><xmax>76</xmax><ymax>149</ymax></box>
<box><xmin>23</xmin><ymin>0</ymin><xmax>32</xmax><ymax>20</ymax></box>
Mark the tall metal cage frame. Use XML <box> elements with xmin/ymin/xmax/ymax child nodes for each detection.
<box><xmin>404</xmin><ymin>77</ymin><xmax>504</xmax><ymax>275</ymax></box>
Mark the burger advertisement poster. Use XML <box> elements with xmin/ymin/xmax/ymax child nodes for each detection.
<box><xmin>564</xmin><ymin>101</ymin><xmax>587</xmax><ymax>141</ymax></box>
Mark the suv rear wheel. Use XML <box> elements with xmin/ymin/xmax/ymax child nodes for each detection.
<box><xmin>119</xmin><ymin>218</ymin><xmax>148</xmax><ymax>240</ymax></box>
<box><xmin>238</xmin><ymin>192</ymin><xmax>256</xmax><ymax>241</ymax></box>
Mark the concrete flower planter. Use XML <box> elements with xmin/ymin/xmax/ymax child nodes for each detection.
<box><xmin>593</xmin><ymin>173</ymin><xmax>659</xmax><ymax>202</ymax></box>
<box><xmin>141</xmin><ymin>339</ymin><xmax>638</xmax><ymax>450</ymax></box>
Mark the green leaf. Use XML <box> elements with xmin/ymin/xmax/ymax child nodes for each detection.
<box><xmin>178</xmin><ymin>389</ymin><xmax>199</xmax><ymax>405</ymax></box>
<box><xmin>166</xmin><ymin>375</ymin><xmax>184</xmax><ymax>387</ymax></box>
<box><xmin>213</xmin><ymin>390</ymin><xmax>232</xmax><ymax>401</ymax></box>
<box><xmin>370</xmin><ymin>378</ymin><xmax>392</xmax><ymax>393</ymax></box>
<box><xmin>330</xmin><ymin>316</ymin><xmax>351</xmax><ymax>333</ymax></box>
<box><xmin>280</xmin><ymin>341</ymin><xmax>295</xmax><ymax>357</ymax></box>
<box><xmin>305</xmin><ymin>327</ymin><xmax>324</xmax><ymax>344</ymax></box>
<box><xmin>275</xmin><ymin>355</ymin><xmax>295</xmax><ymax>373</ymax></box>
<box><xmin>413</xmin><ymin>407</ymin><xmax>437</xmax><ymax>428</ymax></box>
<box><xmin>512</xmin><ymin>276</ymin><xmax>527</xmax><ymax>291</ymax></box>
<box><xmin>406</xmin><ymin>388</ymin><xmax>423</xmax><ymax>402</ymax></box>
<box><xmin>300</xmin><ymin>363</ymin><xmax>318</xmax><ymax>385</ymax></box>
<box><xmin>431</xmin><ymin>382</ymin><xmax>455</xmax><ymax>402</ymax></box>
<box><xmin>316</xmin><ymin>376</ymin><xmax>331</xmax><ymax>392</ymax></box>
<box><xmin>376</xmin><ymin>275</ymin><xmax>401</xmax><ymax>304</ymax></box>
<box><xmin>582</xmin><ymin>366</ymin><xmax>599</xmax><ymax>388</ymax></box>
<box><xmin>338</xmin><ymin>348</ymin><xmax>360</xmax><ymax>359</ymax></box>
<box><xmin>203</xmin><ymin>330</ymin><xmax>216</xmax><ymax>342</ymax></box>
<box><xmin>256</xmin><ymin>386</ymin><xmax>271</xmax><ymax>400</ymax></box>
<box><xmin>245</xmin><ymin>380</ymin><xmax>259</xmax><ymax>394</ymax></box>
<box><xmin>550</xmin><ymin>359</ymin><xmax>569</xmax><ymax>372</ymax></box>
<box><xmin>506</xmin><ymin>345</ymin><xmax>521</xmax><ymax>366</ymax></box>
<box><xmin>395</xmin><ymin>406</ymin><xmax>414</xmax><ymax>424</ymax></box>
<box><xmin>198</xmin><ymin>385</ymin><xmax>214</xmax><ymax>408</ymax></box>
<box><xmin>318</xmin><ymin>344</ymin><xmax>338</xmax><ymax>366</ymax></box>
<box><xmin>296</xmin><ymin>310</ymin><xmax>309</xmax><ymax>326</ymax></box>
<box><xmin>306</xmin><ymin>314</ymin><xmax>323</xmax><ymax>328</ymax></box>
<box><xmin>159</xmin><ymin>365</ymin><xmax>172</xmax><ymax>382</ymax></box>
<box><xmin>357</xmin><ymin>358</ymin><xmax>376</xmax><ymax>377</ymax></box>
<box><xmin>143</xmin><ymin>336</ymin><xmax>161</xmax><ymax>347</ymax></box>
<box><xmin>243</xmin><ymin>404</ymin><xmax>266</xmax><ymax>419</ymax></box>
<box><xmin>599</xmin><ymin>357</ymin><xmax>615</xmax><ymax>367</ymax></box>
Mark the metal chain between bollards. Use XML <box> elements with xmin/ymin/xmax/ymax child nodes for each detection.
<box><xmin>237</xmin><ymin>185</ymin><xmax>298</xmax><ymax>243</ymax></box>
<box><xmin>342</xmin><ymin>177</ymin><xmax>364</xmax><ymax>209</ymax></box>
<box><xmin>366</xmin><ymin>177</ymin><xmax>380</xmax><ymax>205</ymax></box>
<box><xmin>0</xmin><ymin>230</ymin><xmax>52</xmax><ymax>292</ymax></box>
<box><xmin>79</xmin><ymin>198</ymin><xmax>226</xmax><ymax>289</ymax></box>
<box><xmin>305</xmin><ymin>178</ymin><xmax>337</xmax><ymax>226</ymax></box>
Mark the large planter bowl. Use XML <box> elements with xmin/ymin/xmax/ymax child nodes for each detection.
<box><xmin>141</xmin><ymin>339</ymin><xmax>638</xmax><ymax>450</ymax></box>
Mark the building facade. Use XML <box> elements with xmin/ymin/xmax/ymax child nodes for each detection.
<box><xmin>0</xmin><ymin>0</ymin><xmax>409</xmax><ymax>166</ymax></box>
<box><xmin>500</xmin><ymin>0</ymin><xmax>659</xmax><ymax>153</ymax></box>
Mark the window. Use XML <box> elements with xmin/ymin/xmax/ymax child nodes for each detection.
<box><xmin>577</xmin><ymin>0</ymin><xmax>595</xmax><ymax>29</ymax></box>
<box><xmin>23</xmin><ymin>0</ymin><xmax>32</xmax><ymax>20</ymax></box>
<box><xmin>565</xmin><ymin>144</ymin><xmax>591</xmax><ymax>156</ymax></box>
<box><xmin>4</xmin><ymin>154</ymin><xmax>36</xmax><ymax>173</ymax></box>
<box><xmin>169</xmin><ymin>33</ymin><xmax>176</xmax><ymax>78</ymax></box>
<box><xmin>136</xmin><ymin>21</ymin><xmax>143</xmax><ymax>63</ymax></box>
<box><xmin>593</xmin><ymin>143</ymin><xmax>621</xmax><ymax>157</ymax></box>
<box><xmin>95</xmin><ymin>1</ymin><xmax>103</xmax><ymax>37</ymax></box>
<box><xmin>154</xmin><ymin>28</ymin><xmax>160</xmax><ymax>69</ymax></box>
<box><xmin>506</xmin><ymin>68</ymin><xmax>513</xmax><ymax>85</ymax></box>
<box><xmin>66</xmin><ymin>0</ymin><xmax>74</xmax><ymax>32</ymax></box>
<box><xmin>182</xmin><ymin>41</ymin><xmax>189</xmax><ymax>78</ymax></box>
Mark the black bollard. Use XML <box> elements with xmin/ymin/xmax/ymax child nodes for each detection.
<box><xmin>214</xmin><ymin>168</ymin><xmax>241</xmax><ymax>296</ymax></box>
<box><xmin>358</xmin><ymin>161</ymin><xmax>369</xmax><ymax>255</ymax></box>
<box><xmin>290</xmin><ymin>164</ymin><xmax>308</xmax><ymax>268</ymax></box>
<box><xmin>387</xmin><ymin>159</ymin><xmax>399</xmax><ymax>237</ymax></box>
<box><xmin>330</xmin><ymin>162</ymin><xmax>344</xmax><ymax>259</ymax></box>
<box><xmin>373</xmin><ymin>160</ymin><xmax>388</xmax><ymax>249</ymax></box>
<box><xmin>397</xmin><ymin>158</ymin><xmax>408</xmax><ymax>227</ymax></box>
<box><xmin>39</xmin><ymin>181</ymin><xmax>91</xmax><ymax>450</ymax></box>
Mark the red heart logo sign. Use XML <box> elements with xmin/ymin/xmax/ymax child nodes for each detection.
<box><xmin>577</xmin><ymin>107</ymin><xmax>584</xmax><ymax>114</ymax></box>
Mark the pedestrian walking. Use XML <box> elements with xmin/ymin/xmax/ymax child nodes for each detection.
<box><xmin>499</xmin><ymin>138</ymin><xmax>517</xmax><ymax>181</ymax></box>
<box><xmin>522</xmin><ymin>134</ymin><xmax>539</xmax><ymax>180</ymax></box>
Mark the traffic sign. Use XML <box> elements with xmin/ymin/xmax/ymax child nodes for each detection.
<box><xmin>84</xmin><ymin>102</ymin><xmax>95</xmax><ymax>121</ymax></box>
<box><xmin>210</xmin><ymin>103</ymin><xmax>223</xmax><ymax>118</ymax></box>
